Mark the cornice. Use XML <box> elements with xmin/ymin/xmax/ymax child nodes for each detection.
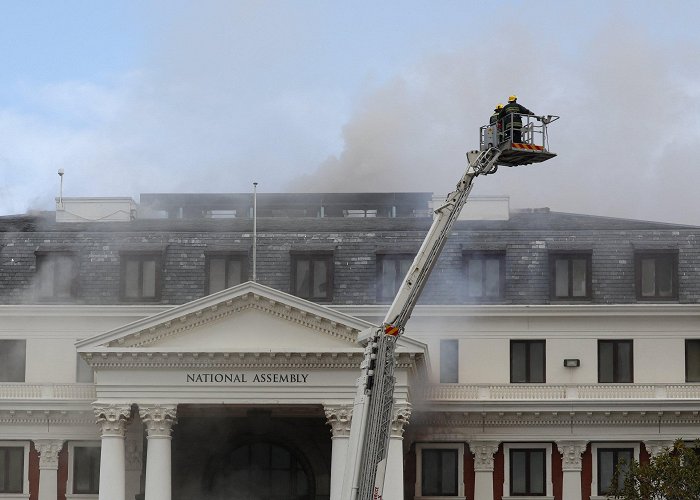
<box><xmin>0</xmin><ymin>409</ymin><xmax>94</xmax><ymax>425</ymax></box>
<box><xmin>0</xmin><ymin>304</ymin><xmax>169</xmax><ymax>317</ymax></box>
<box><xmin>332</xmin><ymin>303</ymin><xmax>700</xmax><ymax>318</ymax></box>
<box><xmin>82</xmin><ymin>350</ymin><xmax>420</xmax><ymax>370</ymax></box>
<box><xmin>411</xmin><ymin>410</ymin><xmax>700</xmax><ymax>428</ymax></box>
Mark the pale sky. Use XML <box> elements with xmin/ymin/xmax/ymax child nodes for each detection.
<box><xmin>1</xmin><ymin>0</ymin><xmax>699</xmax><ymax>224</ymax></box>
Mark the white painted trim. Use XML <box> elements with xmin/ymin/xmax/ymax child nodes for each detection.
<box><xmin>66</xmin><ymin>441</ymin><xmax>101</xmax><ymax>499</ymax></box>
<box><xmin>0</xmin><ymin>440</ymin><xmax>30</xmax><ymax>498</ymax></box>
<box><xmin>590</xmin><ymin>442</ymin><xmax>640</xmax><ymax>497</ymax></box>
<box><xmin>502</xmin><ymin>442</ymin><xmax>553</xmax><ymax>498</ymax></box>
<box><xmin>415</xmin><ymin>442</ymin><xmax>466</xmax><ymax>499</ymax></box>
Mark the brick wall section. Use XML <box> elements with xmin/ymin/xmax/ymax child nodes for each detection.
<box><xmin>1</xmin><ymin>213</ymin><xmax>699</xmax><ymax>305</ymax></box>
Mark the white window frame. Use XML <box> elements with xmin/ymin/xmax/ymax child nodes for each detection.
<box><xmin>0</xmin><ymin>441</ymin><xmax>30</xmax><ymax>500</ymax></box>
<box><xmin>502</xmin><ymin>442</ymin><xmax>554</xmax><ymax>500</ymax></box>
<box><xmin>66</xmin><ymin>441</ymin><xmax>101</xmax><ymax>500</ymax></box>
<box><xmin>415</xmin><ymin>442</ymin><xmax>466</xmax><ymax>500</ymax></box>
<box><xmin>590</xmin><ymin>442</ymin><xmax>640</xmax><ymax>500</ymax></box>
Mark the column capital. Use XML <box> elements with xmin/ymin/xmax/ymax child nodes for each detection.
<box><xmin>34</xmin><ymin>439</ymin><xmax>64</xmax><ymax>470</ymax></box>
<box><xmin>390</xmin><ymin>403</ymin><xmax>411</xmax><ymax>438</ymax></box>
<box><xmin>94</xmin><ymin>403</ymin><xmax>132</xmax><ymax>437</ymax></box>
<box><xmin>644</xmin><ymin>440</ymin><xmax>675</xmax><ymax>457</ymax></box>
<box><xmin>556</xmin><ymin>440</ymin><xmax>588</xmax><ymax>471</ymax></box>
<box><xmin>468</xmin><ymin>440</ymin><xmax>500</xmax><ymax>472</ymax></box>
<box><xmin>324</xmin><ymin>404</ymin><xmax>352</xmax><ymax>438</ymax></box>
<box><xmin>139</xmin><ymin>404</ymin><xmax>177</xmax><ymax>438</ymax></box>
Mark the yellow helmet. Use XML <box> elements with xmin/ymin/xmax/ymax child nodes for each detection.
<box><xmin>495</xmin><ymin>103</ymin><xmax>503</xmax><ymax>110</ymax></box>
<box><xmin>508</xmin><ymin>95</ymin><xmax>517</xmax><ymax>102</ymax></box>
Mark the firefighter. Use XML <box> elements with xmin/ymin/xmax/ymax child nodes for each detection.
<box><xmin>499</xmin><ymin>95</ymin><xmax>534</xmax><ymax>143</ymax></box>
<box><xmin>490</xmin><ymin>103</ymin><xmax>504</xmax><ymax>144</ymax></box>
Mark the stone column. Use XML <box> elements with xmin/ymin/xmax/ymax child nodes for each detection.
<box><xmin>35</xmin><ymin>439</ymin><xmax>64</xmax><ymax>500</ymax></box>
<box><xmin>325</xmin><ymin>404</ymin><xmax>353</xmax><ymax>500</ymax></box>
<box><xmin>383</xmin><ymin>404</ymin><xmax>411</xmax><ymax>500</ymax></box>
<box><xmin>140</xmin><ymin>404</ymin><xmax>178</xmax><ymax>500</ymax></box>
<box><xmin>644</xmin><ymin>440</ymin><xmax>674</xmax><ymax>457</ymax></box>
<box><xmin>556</xmin><ymin>441</ymin><xmax>587</xmax><ymax>500</ymax></box>
<box><xmin>468</xmin><ymin>441</ymin><xmax>499</xmax><ymax>500</ymax></box>
<box><xmin>95</xmin><ymin>403</ymin><xmax>132</xmax><ymax>500</ymax></box>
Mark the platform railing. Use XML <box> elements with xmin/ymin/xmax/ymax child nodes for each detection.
<box><xmin>0</xmin><ymin>383</ymin><xmax>96</xmax><ymax>400</ymax></box>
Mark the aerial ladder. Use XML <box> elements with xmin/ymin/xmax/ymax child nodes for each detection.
<box><xmin>340</xmin><ymin>112</ymin><xmax>559</xmax><ymax>500</ymax></box>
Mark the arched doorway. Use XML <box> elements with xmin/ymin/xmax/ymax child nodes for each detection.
<box><xmin>203</xmin><ymin>440</ymin><xmax>315</xmax><ymax>500</ymax></box>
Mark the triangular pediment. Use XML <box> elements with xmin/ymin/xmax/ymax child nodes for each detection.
<box><xmin>77</xmin><ymin>282</ymin><xmax>375</xmax><ymax>353</ymax></box>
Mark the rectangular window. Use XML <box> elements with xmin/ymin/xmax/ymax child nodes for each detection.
<box><xmin>35</xmin><ymin>253</ymin><xmax>77</xmax><ymax>300</ymax></box>
<box><xmin>510</xmin><ymin>340</ymin><xmax>545</xmax><ymax>383</ymax></box>
<box><xmin>0</xmin><ymin>446</ymin><xmax>24</xmax><ymax>493</ymax></box>
<box><xmin>440</xmin><ymin>339</ymin><xmax>459</xmax><ymax>383</ymax></box>
<box><xmin>376</xmin><ymin>254</ymin><xmax>414</xmax><ymax>303</ymax></box>
<box><xmin>291</xmin><ymin>253</ymin><xmax>333</xmax><ymax>301</ymax></box>
<box><xmin>597</xmin><ymin>448</ymin><xmax>633</xmax><ymax>496</ymax></box>
<box><xmin>73</xmin><ymin>446</ymin><xmax>100</xmax><ymax>494</ymax></box>
<box><xmin>510</xmin><ymin>448</ymin><xmax>546</xmax><ymax>496</ymax></box>
<box><xmin>635</xmin><ymin>251</ymin><xmax>678</xmax><ymax>300</ymax></box>
<box><xmin>421</xmin><ymin>448</ymin><xmax>458</xmax><ymax>496</ymax></box>
<box><xmin>464</xmin><ymin>252</ymin><xmax>505</xmax><ymax>300</ymax></box>
<box><xmin>121</xmin><ymin>253</ymin><xmax>161</xmax><ymax>301</ymax></box>
<box><xmin>0</xmin><ymin>340</ymin><xmax>26</xmax><ymax>382</ymax></box>
<box><xmin>598</xmin><ymin>340</ymin><xmax>633</xmax><ymax>383</ymax></box>
<box><xmin>207</xmin><ymin>253</ymin><xmax>248</xmax><ymax>294</ymax></box>
<box><xmin>686</xmin><ymin>340</ymin><xmax>700</xmax><ymax>382</ymax></box>
<box><xmin>550</xmin><ymin>252</ymin><xmax>591</xmax><ymax>299</ymax></box>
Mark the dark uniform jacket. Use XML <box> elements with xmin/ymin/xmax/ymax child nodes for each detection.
<box><xmin>498</xmin><ymin>102</ymin><xmax>533</xmax><ymax>128</ymax></box>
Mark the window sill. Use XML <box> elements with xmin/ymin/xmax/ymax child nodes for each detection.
<box><xmin>0</xmin><ymin>494</ymin><xmax>30</xmax><ymax>500</ymax></box>
<box><xmin>66</xmin><ymin>495</ymin><xmax>98</xmax><ymax>500</ymax></box>
<box><xmin>415</xmin><ymin>496</ymin><xmax>466</xmax><ymax>500</ymax></box>
<box><xmin>502</xmin><ymin>496</ymin><xmax>554</xmax><ymax>500</ymax></box>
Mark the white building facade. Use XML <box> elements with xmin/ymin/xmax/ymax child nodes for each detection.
<box><xmin>1</xmin><ymin>193</ymin><xmax>699</xmax><ymax>500</ymax></box>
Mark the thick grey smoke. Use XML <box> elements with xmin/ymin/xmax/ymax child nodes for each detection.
<box><xmin>290</xmin><ymin>21</ymin><xmax>700</xmax><ymax>225</ymax></box>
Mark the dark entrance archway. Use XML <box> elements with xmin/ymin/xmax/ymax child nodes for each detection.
<box><xmin>171</xmin><ymin>406</ymin><xmax>331</xmax><ymax>500</ymax></box>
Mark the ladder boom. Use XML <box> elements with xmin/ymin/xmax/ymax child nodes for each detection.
<box><xmin>341</xmin><ymin>146</ymin><xmax>503</xmax><ymax>500</ymax></box>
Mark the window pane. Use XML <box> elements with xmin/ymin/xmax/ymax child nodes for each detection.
<box><xmin>641</xmin><ymin>259</ymin><xmax>655</xmax><ymax>297</ymax></box>
<box><xmin>37</xmin><ymin>257</ymin><xmax>55</xmax><ymax>297</ymax></box>
<box><xmin>124</xmin><ymin>260</ymin><xmax>140</xmax><ymax>298</ymax></box>
<box><xmin>0</xmin><ymin>340</ymin><xmax>26</xmax><ymax>382</ymax></box>
<box><xmin>555</xmin><ymin>259</ymin><xmax>569</xmax><ymax>297</ymax></box>
<box><xmin>599</xmin><ymin>450</ymin><xmax>614</xmax><ymax>494</ymax></box>
<box><xmin>312</xmin><ymin>259</ymin><xmax>328</xmax><ymax>298</ymax></box>
<box><xmin>617</xmin><ymin>341</ymin><xmax>632</xmax><ymax>382</ymax></box>
<box><xmin>74</xmin><ymin>447</ymin><xmax>100</xmax><ymax>494</ymax></box>
<box><xmin>421</xmin><ymin>450</ymin><xmax>440</xmax><ymax>495</ymax></box>
<box><xmin>616</xmin><ymin>450</ymin><xmax>633</xmax><ymax>490</ymax></box>
<box><xmin>440</xmin><ymin>340</ymin><xmax>459</xmax><ymax>383</ymax></box>
<box><xmin>529</xmin><ymin>342</ymin><xmax>545</xmax><ymax>383</ymax></box>
<box><xmin>484</xmin><ymin>258</ymin><xmax>501</xmax><ymax>297</ymax></box>
<box><xmin>440</xmin><ymin>450</ymin><xmax>458</xmax><ymax>495</ymax></box>
<box><xmin>209</xmin><ymin>258</ymin><xmax>226</xmax><ymax>293</ymax></box>
<box><xmin>227</xmin><ymin>259</ymin><xmax>243</xmax><ymax>287</ymax></box>
<box><xmin>295</xmin><ymin>259</ymin><xmax>310</xmax><ymax>297</ymax></box>
<box><xmin>599</xmin><ymin>341</ymin><xmax>613</xmax><ymax>383</ymax></box>
<box><xmin>379</xmin><ymin>259</ymin><xmax>397</xmax><ymax>299</ymax></box>
<box><xmin>511</xmin><ymin>450</ymin><xmax>527</xmax><ymax>494</ymax></box>
<box><xmin>656</xmin><ymin>257</ymin><xmax>673</xmax><ymax>296</ymax></box>
<box><xmin>530</xmin><ymin>450</ymin><xmax>545</xmax><ymax>494</ymax></box>
<box><xmin>687</xmin><ymin>340</ymin><xmax>700</xmax><ymax>382</ymax></box>
<box><xmin>572</xmin><ymin>258</ymin><xmax>587</xmax><ymax>297</ymax></box>
<box><xmin>2</xmin><ymin>447</ymin><xmax>24</xmax><ymax>493</ymax></box>
<box><xmin>511</xmin><ymin>342</ymin><xmax>527</xmax><ymax>383</ymax></box>
<box><xmin>467</xmin><ymin>260</ymin><xmax>483</xmax><ymax>297</ymax></box>
<box><xmin>141</xmin><ymin>259</ymin><xmax>156</xmax><ymax>297</ymax></box>
<box><xmin>54</xmin><ymin>255</ymin><xmax>75</xmax><ymax>297</ymax></box>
